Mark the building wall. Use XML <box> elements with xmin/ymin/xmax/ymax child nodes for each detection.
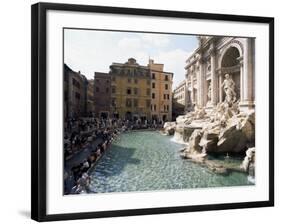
<box><xmin>64</xmin><ymin>64</ymin><xmax>87</xmax><ymax>119</ymax></box>
<box><xmin>86</xmin><ymin>79</ymin><xmax>95</xmax><ymax>116</ymax></box>
<box><xmin>65</xmin><ymin>58</ymin><xmax>173</xmax><ymax>121</ymax></box>
<box><xmin>93</xmin><ymin>72</ymin><xmax>111</xmax><ymax>118</ymax></box>
<box><xmin>148</xmin><ymin>59</ymin><xmax>173</xmax><ymax>122</ymax></box>
<box><xmin>110</xmin><ymin>58</ymin><xmax>151</xmax><ymax>120</ymax></box>
<box><xmin>173</xmin><ymin>80</ymin><xmax>186</xmax><ymax>108</ymax></box>
<box><xmin>185</xmin><ymin>36</ymin><xmax>255</xmax><ymax>111</ymax></box>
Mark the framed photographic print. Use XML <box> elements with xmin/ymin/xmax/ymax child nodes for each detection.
<box><xmin>31</xmin><ymin>2</ymin><xmax>274</xmax><ymax>222</ymax></box>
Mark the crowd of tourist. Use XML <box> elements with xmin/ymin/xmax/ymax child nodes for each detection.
<box><xmin>66</xmin><ymin>128</ymin><xmax>119</xmax><ymax>194</ymax></box>
<box><xmin>64</xmin><ymin>117</ymin><xmax>164</xmax><ymax>194</ymax></box>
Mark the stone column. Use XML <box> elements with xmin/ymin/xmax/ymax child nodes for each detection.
<box><xmin>218</xmin><ymin>70</ymin><xmax>223</xmax><ymax>103</ymax></box>
<box><xmin>184</xmin><ymin>77</ymin><xmax>188</xmax><ymax>112</ymax></box>
<box><xmin>243</xmin><ymin>40</ymin><xmax>249</xmax><ymax>103</ymax></box>
<box><xmin>210</xmin><ymin>44</ymin><xmax>218</xmax><ymax>106</ymax></box>
<box><xmin>240</xmin><ymin>38</ymin><xmax>254</xmax><ymax>109</ymax></box>
<box><xmin>237</xmin><ymin>56</ymin><xmax>244</xmax><ymax>102</ymax></box>
<box><xmin>197</xmin><ymin>55</ymin><xmax>205</xmax><ymax>107</ymax></box>
<box><xmin>190</xmin><ymin>70</ymin><xmax>194</xmax><ymax>104</ymax></box>
<box><xmin>196</xmin><ymin>66</ymin><xmax>200</xmax><ymax>106</ymax></box>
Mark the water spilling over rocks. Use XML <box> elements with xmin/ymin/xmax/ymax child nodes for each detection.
<box><xmin>164</xmin><ymin>100</ymin><xmax>255</xmax><ymax>177</ymax></box>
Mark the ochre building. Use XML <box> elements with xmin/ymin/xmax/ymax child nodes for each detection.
<box><xmin>148</xmin><ymin>59</ymin><xmax>173</xmax><ymax>122</ymax></box>
<box><xmin>107</xmin><ymin>58</ymin><xmax>173</xmax><ymax>121</ymax></box>
<box><xmin>109</xmin><ymin>58</ymin><xmax>151</xmax><ymax>121</ymax></box>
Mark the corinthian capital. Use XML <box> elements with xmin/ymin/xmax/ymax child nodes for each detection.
<box><xmin>209</xmin><ymin>47</ymin><xmax>216</xmax><ymax>56</ymax></box>
<box><xmin>208</xmin><ymin>42</ymin><xmax>216</xmax><ymax>56</ymax></box>
<box><xmin>197</xmin><ymin>54</ymin><xmax>204</xmax><ymax>64</ymax></box>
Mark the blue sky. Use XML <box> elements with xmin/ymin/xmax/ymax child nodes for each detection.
<box><xmin>64</xmin><ymin>29</ymin><xmax>198</xmax><ymax>88</ymax></box>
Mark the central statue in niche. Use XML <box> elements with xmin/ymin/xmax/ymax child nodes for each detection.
<box><xmin>222</xmin><ymin>73</ymin><xmax>236</xmax><ymax>104</ymax></box>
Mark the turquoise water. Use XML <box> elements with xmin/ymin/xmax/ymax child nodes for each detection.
<box><xmin>89</xmin><ymin>131</ymin><xmax>253</xmax><ymax>193</ymax></box>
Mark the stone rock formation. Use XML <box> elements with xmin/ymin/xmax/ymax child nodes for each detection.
<box><xmin>171</xmin><ymin>102</ymin><xmax>255</xmax><ymax>154</ymax></box>
<box><xmin>187</xmin><ymin>129</ymin><xmax>203</xmax><ymax>154</ymax></box>
<box><xmin>163</xmin><ymin>122</ymin><xmax>176</xmax><ymax>135</ymax></box>
<box><xmin>199</xmin><ymin>125</ymin><xmax>220</xmax><ymax>152</ymax></box>
<box><xmin>216</xmin><ymin>111</ymin><xmax>255</xmax><ymax>153</ymax></box>
<box><xmin>240</xmin><ymin>147</ymin><xmax>255</xmax><ymax>176</ymax></box>
<box><xmin>166</xmin><ymin>91</ymin><xmax>255</xmax><ymax>175</ymax></box>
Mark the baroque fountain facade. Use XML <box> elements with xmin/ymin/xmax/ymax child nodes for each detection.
<box><xmin>165</xmin><ymin>36</ymin><xmax>255</xmax><ymax>178</ymax></box>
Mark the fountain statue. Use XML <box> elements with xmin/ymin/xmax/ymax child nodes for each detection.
<box><xmin>221</xmin><ymin>73</ymin><xmax>236</xmax><ymax>105</ymax></box>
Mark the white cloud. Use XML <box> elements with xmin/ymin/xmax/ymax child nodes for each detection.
<box><xmin>64</xmin><ymin>30</ymin><xmax>196</xmax><ymax>89</ymax></box>
<box><xmin>117</xmin><ymin>37</ymin><xmax>142</xmax><ymax>50</ymax></box>
<box><xmin>140</xmin><ymin>34</ymin><xmax>170</xmax><ymax>47</ymax></box>
<box><xmin>153</xmin><ymin>49</ymin><xmax>192</xmax><ymax>88</ymax></box>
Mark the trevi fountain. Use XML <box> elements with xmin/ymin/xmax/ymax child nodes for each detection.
<box><xmin>164</xmin><ymin>73</ymin><xmax>255</xmax><ymax>180</ymax></box>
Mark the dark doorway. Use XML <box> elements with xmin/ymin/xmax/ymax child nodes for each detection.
<box><xmin>152</xmin><ymin>115</ymin><xmax>158</xmax><ymax>121</ymax></box>
<box><xmin>113</xmin><ymin>113</ymin><xmax>119</xmax><ymax>119</ymax></box>
<box><xmin>100</xmin><ymin>112</ymin><xmax>108</xmax><ymax>119</ymax></box>
<box><xmin>125</xmin><ymin>111</ymin><xmax>132</xmax><ymax>121</ymax></box>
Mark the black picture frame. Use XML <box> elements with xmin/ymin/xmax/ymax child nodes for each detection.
<box><xmin>31</xmin><ymin>2</ymin><xmax>274</xmax><ymax>222</ymax></box>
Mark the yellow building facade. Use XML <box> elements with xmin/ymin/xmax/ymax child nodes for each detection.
<box><xmin>148</xmin><ymin>59</ymin><xmax>173</xmax><ymax>121</ymax></box>
<box><xmin>109</xmin><ymin>58</ymin><xmax>151</xmax><ymax>121</ymax></box>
